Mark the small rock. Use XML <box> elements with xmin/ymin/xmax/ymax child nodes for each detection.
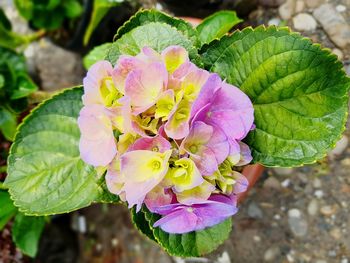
<box><xmin>307</xmin><ymin>199</ymin><xmax>319</xmax><ymax>216</ymax></box>
<box><xmin>313</xmin><ymin>4</ymin><xmax>350</xmax><ymax>48</ymax></box>
<box><xmin>336</xmin><ymin>4</ymin><xmax>347</xmax><ymax>12</ymax></box>
<box><xmin>248</xmin><ymin>202</ymin><xmax>264</xmax><ymax>219</ymax></box>
<box><xmin>288</xmin><ymin>208</ymin><xmax>301</xmax><ymax>218</ymax></box>
<box><xmin>341</xmin><ymin>259</ymin><xmax>349</xmax><ymax>263</ymax></box>
<box><xmin>32</xmin><ymin>39</ymin><xmax>84</xmax><ymax>91</ymax></box>
<box><xmin>329</xmin><ymin>135</ymin><xmax>348</xmax><ymax>157</ymax></box>
<box><xmin>263</xmin><ymin>176</ymin><xmax>281</xmax><ymax>189</ymax></box>
<box><xmin>315</xmin><ymin>260</ymin><xmax>327</xmax><ymax>263</ymax></box>
<box><xmin>268</xmin><ymin>18</ymin><xmax>282</xmax><ymax>26</ymax></box>
<box><xmin>264</xmin><ymin>246</ymin><xmax>281</xmax><ymax>262</ymax></box>
<box><xmin>293</xmin><ymin>13</ymin><xmax>317</xmax><ymax>31</ymax></box>
<box><xmin>281</xmin><ymin>178</ymin><xmax>291</xmax><ymax>188</ymax></box>
<box><xmin>279</xmin><ymin>0</ymin><xmax>296</xmax><ymax>20</ymax></box>
<box><xmin>328</xmin><ymin>250</ymin><xmax>337</xmax><ymax>257</ymax></box>
<box><xmin>305</xmin><ymin>0</ymin><xmax>324</xmax><ymax>8</ymax></box>
<box><xmin>216</xmin><ymin>251</ymin><xmax>231</xmax><ymax>263</ymax></box>
<box><xmin>320</xmin><ymin>205</ymin><xmax>337</xmax><ymax>216</ymax></box>
<box><xmin>313</xmin><ymin>178</ymin><xmax>322</xmax><ymax>188</ymax></box>
<box><xmin>314</xmin><ymin>189</ymin><xmax>324</xmax><ymax>198</ymax></box>
<box><xmin>253</xmin><ymin>235</ymin><xmax>261</xmax><ymax>242</ymax></box>
<box><xmin>295</xmin><ymin>0</ymin><xmax>305</xmax><ymax>13</ymax></box>
<box><xmin>330</xmin><ymin>228</ymin><xmax>342</xmax><ymax>240</ymax></box>
<box><xmin>332</xmin><ymin>48</ymin><xmax>344</xmax><ymax>60</ymax></box>
<box><xmin>274</xmin><ymin>214</ymin><xmax>281</xmax><ymax>220</ymax></box>
<box><xmin>273</xmin><ymin>167</ymin><xmax>294</xmax><ymax>176</ymax></box>
<box><xmin>288</xmin><ymin>209</ymin><xmax>308</xmax><ymax>237</ymax></box>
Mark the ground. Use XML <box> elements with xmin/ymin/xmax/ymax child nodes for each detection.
<box><xmin>0</xmin><ymin>0</ymin><xmax>350</xmax><ymax>262</ymax></box>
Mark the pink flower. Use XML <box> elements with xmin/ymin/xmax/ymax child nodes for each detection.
<box><xmin>153</xmin><ymin>195</ymin><xmax>238</xmax><ymax>234</ymax></box>
<box><xmin>78</xmin><ymin>105</ymin><xmax>117</xmax><ymax>166</ymax></box>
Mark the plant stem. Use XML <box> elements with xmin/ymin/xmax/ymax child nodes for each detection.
<box><xmin>23</xmin><ymin>30</ymin><xmax>46</xmax><ymax>44</ymax></box>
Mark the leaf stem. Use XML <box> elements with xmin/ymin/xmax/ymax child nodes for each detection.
<box><xmin>0</xmin><ymin>165</ymin><xmax>7</xmax><ymax>173</ymax></box>
<box><xmin>0</xmin><ymin>181</ymin><xmax>8</xmax><ymax>190</ymax></box>
<box><xmin>28</xmin><ymin>90</ymin><xmax>55</xmax><ymax>104</ymax></box>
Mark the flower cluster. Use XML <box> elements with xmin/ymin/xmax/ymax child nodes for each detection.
<box><xmin>78</xmin><ymin>45</ymin><xmax>254</xmax><ymax>234</ymax></box>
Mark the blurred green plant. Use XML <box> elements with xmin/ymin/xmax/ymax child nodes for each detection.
<box><xmin>0</xmin><ymin>47</ymin><xmax>38</xmax><ymax>141</ymax></box>
<box><xmin>0</xmin><ymin>8</ymin><xmax>44</xmax><ymax>50</ymax></box>
<box><xmin>14</xmin><ymin>0</ymin><xmax>83</xmax><ymax>30</ymax></box>
<box><xmin>0</xmin><ymin>189</ymin><xmax>46</xmax><ymax>258</ymax></box>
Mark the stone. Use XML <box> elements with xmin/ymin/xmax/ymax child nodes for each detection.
<box><xmin>305</xmin><ymin>0</ymin><xmax>324</xmax><ymax>9</ymax></box>
<box><xmin>264</xmin><ymin>246</ymin><xmax>281</xmax><ymax>262</ymax></box>
<box><xmin>313</xmin><ymin>178</ymin><xmax>322</xmax><ymax>188</ymax></box>
<box><xmin>330</xmin><ymin>228</ymin><xmax>342</xmax><ymax>240</ymax></box>
<box><xmin>329</xmin><ymin>135</ymin><xmax>348</xmax><ymax>157</ymax></box>
<box><xmin>281</xmin><ymin>178</ymin><xmax>291</xmax><ymax>188</ymax></box>
<box><xmin>295</xmin><ymin>0</ymin><xmax>305</xmax><ymax>13</ymax></box>
<box><xmin>307</xmin><ymin>199</ymin><xmax>319</xmax><ymax>216</ymax></box>
<box><xmin>320</xmin><ymin>205</ymin><xmax>337</xmax><ymax>216</ymax></box>
<box><xmin>313</xmin><ymin>4</ymin><xmax>350</xmax><ymax>48</ymax></box>
<box><xmin>332</xmin><ymin>48</ymin><xmax>344</xmax><ymax>60</ymax></box>
<box><xmin>279</xmin><ymin>0</ymin><xmax>296</xmax><ymax>20</ymax></box>
<box><xmin>268</xmin><ymin>18</ymin><xmax>282</xmax><ymax>26</ymax></box>
<box><xmin>314</xmin><ymin>189</ymin><xmax>324</xmax><ymax>198</ymax></box>
<box><xmin>248</xmin><ymin>202</ymin><xmax>264</xmax><ymax>219</ymax></box>
<box><xmin>288</xmin><ymin>209</ymin><xmax>308</xmax><ymax>237</ymax></box>
<box><xmin>336</xmin><ymin>5</ymin><xmax>347</xmax><ymax>13</ymax></box>
<box><xmin>341</xmin><ymin>259</ymin><xmax>349</xmax><ymax>263</ymax></box>
<box><xmin>30</xmin><ymin>39</ymin><xmax>84</xmax><ymax>92</ymax></box>
<box><xmin>216</xmin><ymin>251</ymin><xmax>231</xmax><ymax>263</ymax></box>
<box><xmin>293</xmin><ymin>13</ymin><xmax>317</xmax><ymax>31</ymax></box>
<box><xmin>263</xmin><ymin>176</ymin><xmax>281</xmax><ymax>190</ymax></box>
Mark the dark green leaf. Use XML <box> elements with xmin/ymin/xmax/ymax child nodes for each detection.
<box><xmin>14</xmin><ymin>0</ymin><xmax>34</xmax><ymax>20</ymax></box>
<box><xmin>201</xmin><ymin>26</ymin><xmax>350</xmax><ymax>167</ymax></box>
<box><xmin>197</xmin><ymin>10</ymin><xmax>242</xmax><ymax>44</ymax></box>
<box><xmin>131</xmin><ymin>207</ymin><xmax>232</xmax><ymax>257</ymax></box>
<box><xmin>5</xmin><ymin>87</ymin><xmax>106</xmax><ymax>215</ymax></box>
<box><xmin>115</xmin><ymin>9</ymin><xmax>200</xmax><ymax>47</ymax></box>
<box><xmin>0</xmin><ymin>8</ymin><xmax>12</xmax><ymax>30</ymax></box>
<box><xmin>83</xmin><ymin>42</ymin><xmax>112</xmax><ymax>69</ymax></box>
<box><xmin>12</xmin><ymin>213</ymin><xmax>45</xmax><ymax>257</ymax></box>
<box><xmin>0</xmin><ymin>190</ymin><xmax>17</xmax><ymax>230</ymax></box>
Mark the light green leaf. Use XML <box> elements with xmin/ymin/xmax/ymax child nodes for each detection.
<box><xmin>83</xmin><ymin>42</ymin><xmax>112</xmax><ymax>69</ymax></box>
<box><xmin>114</xmin><ymin>9</ymin><xmax>200</xmax><ymax>47</ymax></box>
<box><xmin>0</xmin><ymin>190</ymin><xmax>17</xmax><ymax>230</ymax></box>
<box><xmin>12</xmin><ymin>213</ymin><xmax>45</xmax><ymax>257</ymax></box>
<box><xmin>0</xmin><ymin>106</ymin><xmax>17</xmax><ymax>141</ymax></box>
<box><xmin>131</xmin><ymin>207</ymin><xmax>232</xmax><ymax>257</ymax></box>
<box><xmin>83</xmin><ymin>0</ymin><xmax>123</xmax><ymax>45</ymax></box>
<box><xmin>107</xmin><ymin>22</ymin><xmax>201</xmax><ymax>66</ymax></box>
<box><xmin>201</xmin><ymin>26</ymin><xmax>350</xmax><ymax>167</ymax></box>
<box><xmin>63</xmin><ymin>0</ymin><xmax>83</xmax><ymax>18</ymax></box>
<box><xmin>5</xmin><ymin>87</ymin><xmax>106</xmax><ymax>215</ymax></box>
<box><xmin>14</xmin><ymin>0</ymin><xmax>34</xmax><ymax>20</ymax></box>
<box><xmin>197</xmin><ymin>10</ymin><xmax>242</xmax><ymax>44</ymax></box>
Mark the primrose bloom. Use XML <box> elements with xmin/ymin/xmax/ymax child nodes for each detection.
<box><xmin>78</xmin><ymin>44</ymin><xmax>255</xmax><ymax>234</ymax></box>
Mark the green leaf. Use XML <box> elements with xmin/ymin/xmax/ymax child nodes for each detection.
<box><xmin>131</xmin><ymin>207</ymin><xmax>232</xmax><ymax>257</ymax></box>
<box><xmin>0</xmin><ymin>47</ymin><xmax>26</xmax><ymax>72</ymax></box>
<box><xmin>14</xmin><ymin>0</ymin><xmax>34</xmax><ymax>20</ymax></box>
<box><xmin>5</xmin><ymin>87</ymin><xmax>106</xmax><ymax>215</ymax></box>
<box><xmin>0</xmin><ymin>190</ymin><xmax>17</xmax><ymax>230</ymax></box>
<box><xmin>131</xmin><ymin>207</ymin><xmax>156</xmax><ymax>242</ymax></box>
<box><xmin>0</xmin><ymin>106</ymin><xmax>17</xmax><ymax>141</ymax></box>
<box><xmin>12</xmin><ymin>213</ymin><xmax>45</xmax><ymax>257</ymax></box>
<box><xmin>10</xmin><ymin>74</ymin><xmax>38</xmax><ymax>99</ymax></box>
<box><xmin>83</xmin><ymin>42</ymin><xmax>112</xmax><ymax>69</ymax></box>
<box><xmin>114</xmin><ymin>9</ymin><xmax>200</xmax><ymax>48</ymax></box>
<box><xmin>107</xmin><ymin>22</ymin><xmax>201</xmax><ymax>66</ymax></box>
<box><xmin>197</xmin><ymin>10</ymin><xmax>242</xmax><ymax>44</ymax></box>
<box><xmin>0</xmin><ymin>8</ymin><xmax>12</xmax><ymax>30</ymax></box>
<box><xmin>201</xmin><ymin>26</ymin><xmax>350</xmax><ymax>167</ymax></box>
<box><xmin>83</xmin><ymin>0</ymin><xmax>123</xmax><ymax>45</ymax></box>
<box><xmin>63</xmin><ymin>0</ymin><xmax>83</xmax><ymax>18</ymax></box>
